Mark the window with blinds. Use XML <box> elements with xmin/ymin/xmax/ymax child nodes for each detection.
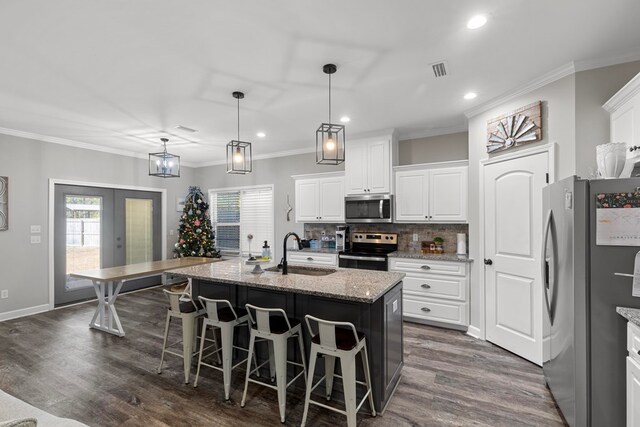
<box><xmin>210</xmin><ymin>185</ymin><xmax>274</xmax><ymax>256</ymax></box>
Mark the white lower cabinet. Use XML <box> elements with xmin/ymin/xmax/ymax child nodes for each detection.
<box><xmin>627</xmin><ymin>322</ymin><xmax>640</xmax><ymax>426</ymax></box>
<box><xmin>287</xmin><ymin>251</ymin><xmax>337</xmax><ymax>267</ymax></box>
<box><xmin>389</xmin><ymin>257</ymin><xmax>469</xmax><ymax>329</ymax></box>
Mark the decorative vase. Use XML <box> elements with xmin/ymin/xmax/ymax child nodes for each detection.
<box><xmin>596</xmin><ymin>142</ymin><xmax>627</xmax><ymax>179</ymax></box>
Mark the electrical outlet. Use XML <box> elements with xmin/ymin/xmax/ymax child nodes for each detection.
<box><xmin>169</xmin><ymin>229</ymin><xmax>175</xmax><ymax>236</ymax></box>
<box><xmin>321</xmin><ymin>230</ymin><xmax>326</xmax><ymax>236</ymax></box>
<box><xmin>412</xmin><ymin>233</ymin><xmax>418</xmax><ymax>242</ymax></box>
<box><xmin>1</xmin><ymin>290</ymin><xmax>8</xmax><ymax>299</ymax></box>
<box><xmin>30</xmin><ymin>225</ymin><xmax>41</xmax><ymax>233</ymax></box>
<box><xmin>30</xmin><ymin>235</ymin><xmax>41</xmax><ymax>244</ymax></box>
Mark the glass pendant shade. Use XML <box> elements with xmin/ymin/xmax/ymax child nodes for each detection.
<box><xmin>316</xmin><ymin>63</ymin><xmax>345</xmax><ymax>165</ymax></box>
<box><xmin>316</xmin><ymin>123</ymin><xmax>345</xmax><ymax>164</ymax></box>
<box><xmin>226</xmin><ymin>140</ymin><xmax>252</xmax><ymax>174</ymax></box>
<box><xmin>226</xmin><ymin>91</ymin><xmax>252</xmax><ymax>174</ymax></box>
<box><xmin>149</xmin><ymin>138</ymin><xmax>180</xmax><ymax>178</ymax></box>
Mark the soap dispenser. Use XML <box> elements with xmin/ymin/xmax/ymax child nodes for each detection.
<box><xmin>262</xmin><ymin>240</ymin><xmax>271</xmax><ymax>259</ymax></box>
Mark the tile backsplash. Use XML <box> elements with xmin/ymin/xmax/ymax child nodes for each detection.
<box><xmin>303</xmin><ymin>223</ymin><xmax>469</xmax><ymax>254</ymax></box>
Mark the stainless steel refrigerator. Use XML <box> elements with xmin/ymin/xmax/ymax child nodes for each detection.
<box><xmin>543</xmin><ymin>175</ymin><xmax>640</xmax><ymax>427</ymax></box>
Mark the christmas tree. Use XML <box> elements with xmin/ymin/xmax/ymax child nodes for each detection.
<box><xmin>174</xmin><ymin>186</ymin><xmax>220</xmax><ymax>258</ymax></box>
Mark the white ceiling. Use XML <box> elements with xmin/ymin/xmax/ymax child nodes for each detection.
<box><xmin>1</xmin><ymin>0</ymin><xmax>639</xmax><ymax>166</ymax></box>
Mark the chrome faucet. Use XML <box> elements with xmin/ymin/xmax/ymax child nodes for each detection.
<box><xmin>282</xmin><ymin>232</ymin><xmax>303</xmax><ymax>275</ymax></box>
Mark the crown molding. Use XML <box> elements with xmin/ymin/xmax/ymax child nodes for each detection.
<box><xmin>0</xmin><ymin>126</ymin><xmax>199</xmax><ymax>167</ymax></box>
<box><xmin>602</xmin><ymin>71</ymin><xmax>640</xmax><ymax>113</ymax></box>
<box><xmin>574</xmin><ymin>49</ymin><xmax>640</xmax><ymax>73</ymax></box>
<box><xmin>464</xmin><ymin>62</ymin><xmax>576</xmax><ymax>119</ymax></box>
<box><xmin>398</xmin><ymin>124</ymin><xmax>468</xmax><ymax>141</ymax></box>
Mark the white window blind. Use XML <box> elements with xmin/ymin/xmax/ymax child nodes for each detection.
<box><xmin>210</xmin><ymin>185</ymin><xmax>274</xmax><ymax>257</ymax></box>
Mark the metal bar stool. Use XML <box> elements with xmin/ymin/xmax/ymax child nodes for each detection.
<box><xmin>301</xmin><ymin>315</ymin><xmax>376</xmax><ymax>427</ymax></box>
<box><xmin>240</xmin><ymin>304</ymin><xmax>307</xmax><ymax>423</ymax></box>
<box><xmin>193</xmin><ymin>296</ymin><xmax>259</xmax><ymax>400</ymax></box>
<box><xmin>157</xmin><ymin>281</ymin><xmax>219</xmax><ymax>384</ymax></box>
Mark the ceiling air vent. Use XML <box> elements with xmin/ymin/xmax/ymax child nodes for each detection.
<box><xmin>174</xmin><ymin>125</ymin><xmax>197</xmax><ymax>133</ymax></box>
<box><xmin>430</xmin><ymin>60</ymin><xmax>449</xmax><ymax>78</ymax></box>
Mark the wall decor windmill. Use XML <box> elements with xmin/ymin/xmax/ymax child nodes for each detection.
<box><xmin>486</xmin><ymin>101</ymin><xmax>542</xmax><ymax>153</ymax></box>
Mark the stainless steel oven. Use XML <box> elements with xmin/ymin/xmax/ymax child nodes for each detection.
<box><xmin>344</xmin><ymin>194</ymin><xmax>393</xmax><ymax>223</ymax></box>
<box><xmin>338</xmin><ymin>232</ymin><xmax>397</xmax><ymax>271</ymax></box>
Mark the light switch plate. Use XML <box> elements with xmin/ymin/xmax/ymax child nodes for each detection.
<box><xmin>169</xmin><ymin>229</ymin><xmax>175</xmax><ymax>236</ymax></box>
<box><xmin>30</xmin><ymin>235</ymin><xmax>41</xmax><ymax>244</ymax></box>
<box><xmin>1</xmin><ymin>290</ymin><xmax>8</xmax><ymax>299</ymax></box>
<box><xmin>30</xmin><ymin>225</ymin><xmax>41</xmax><ymax>233</ymax></box>
<box><xmin>412</xmin><ymin>233</ymin><xmax>418</xmax><ymax>242</ymax></box>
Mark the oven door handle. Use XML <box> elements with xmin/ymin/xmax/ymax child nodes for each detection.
<box><xmin>339</xmin><ymin>255</ymin><xmax>386</xmax><ymax>262</ymax></box>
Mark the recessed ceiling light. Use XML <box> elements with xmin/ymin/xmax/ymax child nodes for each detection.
<box><xmin>467</xmin><ymin>15</ymin><xmax>487</xmax><ymax>29</ymax></box>
<box><xmin>464</xmin><ymin>92</ymin><xmax>477</xmax><ymax>100</ymax></box>
<box><xmin>256</xmin><ymin>132</ymin><xmax>266</xmax><ymax>138</ymax></box>
<box><xmin>340</xmin><ymin>116</ymin><xmax>350</xmax><ymax>123</ymax></box>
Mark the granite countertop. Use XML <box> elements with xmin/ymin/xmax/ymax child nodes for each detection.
<box><xmin>167</xmin><ymin>259</ymin><xmax>404</xmax><ymax>303</ymax></box>
<box><xmin>617</xmin><ymin>307</ymin><xmax>640</xmax><ymax>327</ymax></box>
<box><xmin>388</xmin><ymin>251</ymin><xmax>473</xmax><ymax>263</ymax></box>
<box><xmin>288</xmin><ymin>247</ymin><xmax>340</xmax><ymax>254</ymax></box>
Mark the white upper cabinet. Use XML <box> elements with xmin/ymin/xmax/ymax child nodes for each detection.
<box><xmin>603</xmin><ymin>72</ymin><xmax>640</xmax><ymax>177</ymax></box>
<box><xmin>394</xmin><ymin>162</ymin><xmax>468</xmax><ymax>223</ymax></box>
<box><xmin>345</xmin><ymin>131</ymin><xmax>398</xmax><ymax>195</ymax></box>
<box><xmin>293</xmin><ymin>172</ymin><xmax>345</xmax><ymax>223</ymax></box>
<box><xmin>395</xmin><ymin>169</ymin><xmax>428</xmax><ymax>222</ymax></box>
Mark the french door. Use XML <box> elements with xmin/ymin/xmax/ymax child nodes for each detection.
<box><xmin>54</xmin><ymin>185</ymin><xmax>161</xmax><ymax>307</ymax></box>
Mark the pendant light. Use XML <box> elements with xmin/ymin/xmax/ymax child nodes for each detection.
<box><xmin>316</xmin><ymin>63</ymin><xmax>345</xmax><ymax>165</ymax></box>
<box><xmin>149</xmin><ymin>137</ymin><xmax>180</xmax><ymax>178</ymax></box>
<box><xmin>226</xmin><ymin>91</ymin><xmax>252</xmax><ymax>174</ymax></box>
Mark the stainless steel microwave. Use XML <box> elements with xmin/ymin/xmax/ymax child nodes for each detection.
<box><xmin>344</xmin><ymin>194</ymin><xmax>393</xmax><ymax>223</ymax></box>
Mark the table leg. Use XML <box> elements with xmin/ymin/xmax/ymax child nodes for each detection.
<box><xmin>89</xmin><ymin>279</ymin><xmax>126</xmax><ymax>337</ymax></box>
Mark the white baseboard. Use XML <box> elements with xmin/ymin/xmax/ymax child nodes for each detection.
<box><xmin>0</xmin><ymin>304</ymin><xmax>50</xmax><ymax>322</ymax></box>
<box><xmin>467</xmin><ymin>325</ymin><xmax>483</xmax><ymax>340</ymax></box>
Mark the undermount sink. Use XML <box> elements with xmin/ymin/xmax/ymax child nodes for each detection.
<box><xmin>265</xmin><ymin>266</ymin><xmax>336</xmax><ymax>276</ymax></box>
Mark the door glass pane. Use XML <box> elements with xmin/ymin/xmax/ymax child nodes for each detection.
<box><xmin>65</xmin><ymin>195</ymin><xmax>101</xmax><ymax>291</ymax></box>
<box><xmin>125</xmin><ymin>198</ymin><xmax>153</xmax><ymax>264</ymax></box>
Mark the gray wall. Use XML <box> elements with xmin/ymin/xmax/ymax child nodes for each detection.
<box><xmin>0</xmin><ymin>134</ymin><xmax>197</xmax><ymax>316</ymax></box>
<box><xmin>467</xmin><ymin>74</ymin><xmax>577</xmax><ymax>334</ymax></box>
<box><xmin>575</xmin><ymin>61</ymin><xmax>640</xmax><ymax>178</ymax></box>
<box><xmin>399</xmin><ymin>132</ymin><xmax>468</xmax><ymax>164</ymax></box>
<box><xmin>196</xmin><ymin>153</ymin><xmax>343</xmax><ymax>262</ymax></box>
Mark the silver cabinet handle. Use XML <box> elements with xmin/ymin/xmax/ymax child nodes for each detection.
<box><xmin>420</xmin><ymin>265</ymin><xmax>431</xmax><ymax>270</ymax></box>
<box><xmin>421</xmin><ymin>307</ymin><xmax>431</xmax><ymax>312</ymax></box>
<box><xmin>421</xmin><ymin>284</ymin><xmax>431</xmax><ymax>289</ymax></box>
<box><xmin>306</xmin><ymin>257</ymin><xmax>314</xmax><ymax>261</ymax></box>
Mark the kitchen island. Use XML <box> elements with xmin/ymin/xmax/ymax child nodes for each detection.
<box><xmin>167</xmin><ymin>259</ymin><xmax>405</xmax><ymax>412</ymax></box>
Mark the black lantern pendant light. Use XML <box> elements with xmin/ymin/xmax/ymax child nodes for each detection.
<box><xmin>149</xmin><ymin>137</ymin><xmax>180</xmax><ymax>178</ymax></box>
<box><xmin>226</xmin><ymin>91</ymin><xmax>252</xmax><ymax>174</ymax></box>
<box><xmin>316</xmin><ymin>63</ymin><xmax>345</xmax><ymax>165</ymax></box>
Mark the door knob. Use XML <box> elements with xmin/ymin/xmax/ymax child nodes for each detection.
<box><xmin>484</xmin><ymin>258</ymin><xmax>493</xmax><ymax>265</ymax></box>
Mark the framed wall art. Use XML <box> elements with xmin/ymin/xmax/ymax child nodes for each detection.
<box><xmin>487</xmin><ymin>101</ymin><xmax>542</xmax><ymax>153</ymax></box>
<box><xmin>0</xmin><ymin>176</ymin><xmax>7</xmax><ymax>231</ymax></box>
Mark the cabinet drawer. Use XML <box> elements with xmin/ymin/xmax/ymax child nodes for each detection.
<box><xmin>628</xmin><ymin>322</ymin><xmax>640</xmax><ymax>362</ymax></box>
<box><xmin>403</xmin><ymin>274</ymin><xmax>466</xmax><ymax>301</ymax></box>
<box><xmin>389</xmin><ymin>258</ymin><xmax>466</xmax><ymax>276</ymax></box>
<box><xmin>288</xmin><ymin>252</ymin><xmax>337</xmax><ymax>267</ymax></box>
<box><xmin>403</xmin><ymin>295</ymin><xmax>468</xmax><ymax>326</ymax></box>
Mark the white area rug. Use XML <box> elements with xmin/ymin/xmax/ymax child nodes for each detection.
<box><xmin>0</xmin><ymin>390</ymin><xmax>87</xmax><ymax>427</ymax></box>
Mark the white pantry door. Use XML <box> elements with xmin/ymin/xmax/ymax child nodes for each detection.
<box><xmin>484</xmin><ymin>151</ymin><xmax>547</xmax><ymax>365</ymax></box>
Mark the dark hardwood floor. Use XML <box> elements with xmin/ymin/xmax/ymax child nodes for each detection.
<box><xmin>0</xmin><ymin>286</ymin><xmax>564</xmax><ymax>427</ymax></box>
